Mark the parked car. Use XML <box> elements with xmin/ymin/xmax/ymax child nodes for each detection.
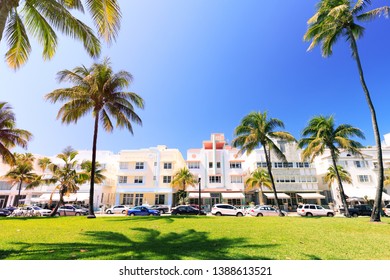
<box><xmin>0</xmin><ymin>208</ymin><xmax>11</xmax><ymax>216</ymax></box>
<box><xmin>17</xmin><ymin>206</ymin><xmax>52</xmax><ymax>216</ymax></box>
<box><xmin>127</xmin><ymin>206</ymin><xmax>160</xmax><ymax>216</ymax></box>
<box><xmin>105</xmin><ymin>205</ymin><xmax>129</xmax><ymax>214</ymax></box>
<box><xmin>149</xmin><ymin>205</ymin><xmax>170</xmax><ymax>214</ymax></box>
<box><xmin>383</xmin><ymin>204</ymin><xmax>390</xmax><ymax>217</ymax></box>
<box><xmin>58</xmin><ymin>205</ymin><xmax>88</xmax><ymax>216</ymax></box>
<box><xmin>248</xmin><ymin>205</ymin><xmax>288</xmax><ymax>217</ymax></box>
<box><xmin>297</xmin><ymin>204</ymin><xmax>334</xmax><ymax>217</ymax></box>
<box><xmin>340</xmin><ymin>204</ymin><xmax>372</xmax><ymax>217</ymax></box>
<box><xmin>4</xmin><ymin>206</ymin><xmax>17</xmax><ymax>213</ymax></box>
<box><xmin>171</xmin><ymin>205</ymin><xmax>206</xmax><ymax>215</ymax></box>
<box><xmin>211</xmin><ymin>204</ymin><xmax>244</xmax><ymax>217</ymax></box>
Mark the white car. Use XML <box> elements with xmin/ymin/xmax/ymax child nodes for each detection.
<box><xmin>105</xmin><ymin>205</ymin><xmax>129</xmax><ymax>214</ymax></box>
<box><xmin>383</xmin><ymin>204</ymin><xmax>390</xmax><ymax>217</ymax></box>
<box><xmin>211</xmin><ymin>204</ymin><xmax>244</xmax><ymax>217</ymax></box>
<box><xmin>248</xmin><ymin>205</ymin><xmax>288</xmax><ymax>217</ymax></box>
<box><xmin>20</xmin><ymin>206</ymin><xmax>52</xmax><ymax>216</ymax></box>
<box><xmin>297</xmin><ymin>204</ymin><xmax>334</xmax><ymax>217</ymax></box>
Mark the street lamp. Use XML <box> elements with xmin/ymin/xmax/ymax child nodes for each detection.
<box><xmin>198</xmin><ymin>177</ymin><xmax>202</xmax><ymax>215</ymax></box>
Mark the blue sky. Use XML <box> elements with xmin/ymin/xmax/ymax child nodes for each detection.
<box><xmin>2</xmin><ymin>0</ymin><xmax>390</xmax><ymax>157</ymax></box>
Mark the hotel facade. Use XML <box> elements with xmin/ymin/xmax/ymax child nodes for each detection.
<box><xmin>0</xmin><ymin>133</ymin><xmax>390</xmax><ymax>211</ymax></box>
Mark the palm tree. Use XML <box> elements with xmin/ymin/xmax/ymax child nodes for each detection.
<box><xmin>37</xmin><ymin>148</ymin><xmax>87</xmax><ymax>216</ymax></box>
<box><xmin>14</xmin><ymin>152</ymin><xmax>35</xmax><ymax>166</ymax></box>
<box><xmin>38</xmin><ymin>157</ymin><xmax>52</xmax><ymax>174</ymax></box>
<box><xmin>45</xmin><ymin>58</ymin><xmax>144</xmax><ymax>218</ymax></box>
<box><xmin>81</xmin><ymin>160</ymin><xmax>106</xmax><ymax>184</ymax></box>
<box><xmin>231</xmin><ymin>111</ymin><xmax>295</xmax><ymax>216</ymax></box>
<box><xmin>4</xmin><ymin>162</ymin><xmax>38</xmax><ymax>206</ymax></box>
<box><xmin>384</xmin><ymin>169</ymin><xmax>390</xmax><ymax>186</ymax></box>
<box><xmin>298</xmin><ymin>115</ymin><xmax>364</xmax><ymax>217</ymax></box>
<box><xmin>0</xmin><ymin>102</ymin><xmax>32</xmax><ymax>165</ymax></box>
<box><xmin>304</xmin><ymin>0</ymin><xmax>384</xmax><ymax>222</ymax></box>
<box><xmin>324</xmin><ymin>165</ymin><xmax>353</xmax><ymax>189</ymax></box>
<box><xmin>0</xmin><ymin>0</ymin><xmax>121</xmax><ymax>69</ymax></box>
<box><xmin>245</xmin><ymin>168</ymin><xmax>272</xmax><ymax>205</ymax></box>
<box><xmin>171</xmin><ymin>167</ymin><xmax>198</xmax><ymax>204</ymax></box>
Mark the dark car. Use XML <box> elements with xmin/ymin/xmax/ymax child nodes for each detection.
<box><xmin>0</xmin><ymin>208</ymin><xmax>11</xmax><ymax>217</ymax></box>
<box><xmin>149</xmin><ymin>205</ymin><xmax>170</xmax><ymax>214</ymax></box>
<box><xmin>340</xmin><ymin>204</ymin><xmax>372</xmax><ymax>217</ymax></box>
<box><xmin>171</xmin><ymin>205</ymin><xmax>206</xmax><ymax>215</ymax></box>
<box><xmin>127</xmin><ymin>206</ymin><xmax>160</xmax><ymax>216</ymax></box>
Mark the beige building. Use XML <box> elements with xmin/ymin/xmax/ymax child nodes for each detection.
<box><xmin>115</xmin><ymin>145</ymin><xmax>186</xmax><ymax>208</ymax></box>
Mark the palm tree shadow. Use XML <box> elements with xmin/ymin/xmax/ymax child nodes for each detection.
<box><xmin>6</xmin><ymin>228</ymin><xmax>278</xmax><ymax>260</ymax></box>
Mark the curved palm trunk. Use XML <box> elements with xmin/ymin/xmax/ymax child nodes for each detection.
<box><xmin>0</xmin><ymin>0</ymin><xmax>19</xmax><ymax>43</ymax></box>
<box><xmin>88</xmin><ymin>113</ymin><xmax>99</xmax><ymax>218</ymax></box>
<box><xmin>15</xmin><ymin>179</ymin><xmax>23</xmax><ymax>206</ymax></box>
<box><xmin>50</xmin><ymin>189</ymin><xmax>64</xmax><ymax>217</ymax></box>
<box><xmin>263</xmin><ymin>144</ymin><xmax>283</xmax><ymax>216</ymax></box>
<box><xmin>349</xmin><ymin>30</ymin><xmax>384</xmax><ymax>222</ymax></box>
<box><xmin>330</xmin><ymin>149</ymin><xmax>350</xmax><ymax>217</ymax></box>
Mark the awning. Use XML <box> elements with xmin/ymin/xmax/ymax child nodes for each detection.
<box><xmin>297</xmin><ymin>193</ymin><xmax>325</xmax><ymax>199</ymax></box>
<box><xmin>221</xmin><ymin>193</ymin><xmax>245</xmax><ymax>199</ymax></box>
<box><xmin>264</xmin><ymin>193</ymin><xmax>291</xmax><ymax>199</ymax></box>
<box><xmin>344</xmin><ymin>187</ymin><xmax>390</xmax><ymax>201</ymax></box>
<box><xmin>38</xmin><ymin>193</ymin><xmax>89</xmax><ymax>202</ymax></box>
<box><xmin>188</xmin><ymin>193</ymin><xmax>211</xmax><ymax>198</ymax></box>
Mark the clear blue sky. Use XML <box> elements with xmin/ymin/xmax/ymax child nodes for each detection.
<box><xmin>2</xmin><ymin>0</ymin><xmax>390</xmax><ymax>157</ymax></box>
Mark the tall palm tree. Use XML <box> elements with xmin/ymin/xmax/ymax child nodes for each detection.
<box><xmin>304</xmin><ymin>0</ymin><xmax>384</xmax><ymax>222</ymax></box>
<box><xmin>14</xmin><ymin>152</ymin><xmax>35</xmax><ymax>166</ymax></box>
<box><xmin>231</xmin><ymin>111</ymin><xmax>295</xmax><ymax>216</ymax></box>
<box><xmin>45</xmin><ymin>58</ymin><xmax>144</xmax><ymax>218</ymax></box>
<box><xmin>0</xmin><ymin>0</ymin><xmax>121</xmax><ymax>69</ymax></box>
<box><xmin>171</xmin><ymin>167</ymin><xmax>198</xmax><ymax>203</ymax></box>
<box><xmin>38</xmin><ymin>157</ymin><xmax>52</xmax><ymax>174</ymax></box>
<box><xmin>324</xmin><ymin>165</ymin><xmax>353</xmax><ymax>189</ymax></box>
<box><xmin>245</xmin><ymin>168</ymin><xmax>272</xmax><ymax>205</ymax></box>
<box><xmin>0</xmin><ymin>102</ymin><xmax>32</xmax><ymax>165</ymax></box>
<box><xmin>298</xmin><ymin>115</ymin><xmax>364</xmax><ymax>217</ymax></box>
<box><xmin>4</xmin><ymin>162</ymin><xmax>38</xmax><ymax>206</ymax></box>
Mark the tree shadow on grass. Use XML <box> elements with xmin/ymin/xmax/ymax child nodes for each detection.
<box><xmin>3</xmin><ymin>228</ymin><xmax>279</xmax><ymax>260</ymax></box>
<box><xmin>107</xmin><ymin>215</ymin><xmax>206</xmax><ymax>224</ymax></box>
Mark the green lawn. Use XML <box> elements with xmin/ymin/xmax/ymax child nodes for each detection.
<box><xmin>1</xmin><ymin>215</ymin><xmax>389</xmax><ymax>260</ymax></box>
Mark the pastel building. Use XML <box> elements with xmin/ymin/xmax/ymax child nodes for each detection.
<box><xmin>185</xmin><ymin>133</ymin><xmax>249</xmax><ymax>211</ymax></box>
<box><xmin>245</xmin><ymin>140</ymin><xmax>327</xmax><ymax>210</ymax></box>
<box><xmin>115</xmin><ymin>145</ymin><xmax>185</xmax><ymax>208</ymax></box>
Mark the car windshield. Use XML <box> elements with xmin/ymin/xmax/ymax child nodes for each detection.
<box><xmin>32</xmin><ymin>206</ymin><xmax>41</xmax><ymax>210</ymax></box>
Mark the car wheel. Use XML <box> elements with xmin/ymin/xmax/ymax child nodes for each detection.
<box><xmin>352</xmin><ymin>213</ymin><xmax>358</xmax><ymax>218</ymax></box>
<box><xmin>236</xmin><ymin>212</ymin><xmax>243</xmax><ymax>217</ymax></box>
<box><xmin>257</xmin><ymin>213</ymin><xmax>263</xmax><ymax>217</ymax></box>
<box><xmin>280</xmin><ymin>213</ymin><xmax>285</xmax><ymax>217</ymax></box>
<box><xmin>306</xmin><ymin>213</ymin><xmax>313</xmax><ymax>217</ymax></box>
<box><xmin>149</xmin><ymin>213</ymin><xmax>154</xmax><ymax>216</ymax></box>
<box><xmin>75</xmin><ymin>212</ymin><xmax>81</xmax><ymax>216</ymax></box>
<box><xmin>215</xmin><ymin>212</ymin><xmax>222</xmax><ymax>216</ymax></box>
<box><xmin>122</xmin><ymin>210</ymin><xmax>126</xmax><ymax>214</ymax></box>
<box><xmin>130</xmin><ymin>213</ymin><xmax>135</xmax><ymax>216</ymax></box>
<box><xmin>327</xmin><ymin>213</ymin><xmax>335</xmax><ymax>217</ymax></box>
<box><xmin>36</xmin><ymin>212</ymin><xmax>42</xmax><ymax>217</ymax></box>
<box><xmin>160</xmin><ymin>210</ymin><xmax>165</xmax><ymax>214</ymax></box>
<box><xmin>107</xmin><ymin>210</ymin><xmax>112</xmax><ymax>214</ymax></box>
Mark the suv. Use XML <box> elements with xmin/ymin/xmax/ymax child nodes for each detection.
<box><xmin>105</xmin><ymin>205</ymin><xmax>129</xmax><ymax>214</ymax></box>
<box><xmin>383</xmin><ymin>204</ymin><xmax>390</xmax><ymax>217</ymax></box>
<box><xmin>340</xmin><ymin>204</ymin><xmax>372</xmax><ymax>217</ymax></box>
<box><xmin>58</xmin><ymin>205</ymin><xmax>88</xmax><ymax>216</ymax></box>
<box><xmin>297</xmin><ymin>204</ymin><xmax>334</xmax><ymax>217</ymax></box>
<box><xmin>211</xmin><ymin>204</ymin><xmax>244</xmax><ymax>217</ymax></box>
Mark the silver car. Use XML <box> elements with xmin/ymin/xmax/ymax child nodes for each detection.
<box><xmin>248</xmin><ymin>205</ymin><xmax>288</xmax><ymax>217</ymax></box>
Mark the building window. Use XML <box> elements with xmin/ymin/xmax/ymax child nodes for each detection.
<box><xmin>216</xmin><ymin>162</ymin><xmax>221</xmax><ymax>168</ymax></box>
<box><xmin>119</xmin><ymin>162</ymin><xmax>128</xmax><ymax>169</ymax></box>
<box><xmin>304</xmin><ymin>162</ymin><xmax>310</xmax><ymax>168</ymax></box>
<box><xmin>358</xmin><ymin>175</ymin><xmax>370</xmax><ymax>182</ymax></box>
<box><xmin>354</xmin><ymin>161</ymin><xmax>366</xmax><ymax>168</ymax></box>
<box><xmin>155</xmin><ymin>194</ymin><xmax>166</xmax><ymax>205</ymax></box>
<box><xmin>209</xmin><ymin>162</ymin><xmax>213</xmax><ymax>168</ymax></box>
<box><xmin>163</xmin><ymin>176</ymin><xmax>171</xmax><ymax>184</ymax></box>
<box><xmin>135</xmin><ymin>162</ymin><xmax>144</xmax><ymax>169</ymax></box>
<box><xmin>257</xmin><ymin>162</ymin><xmax>268</xmax><ymax>168</ymax></box>
<box><xmin>118</xmin><ymin>176</ymin><xmax>127</xmax><ymax>183</ymax></box>
<box><xmin>188</xmin><ymin>162</ymin><xmax>200</xmax><ymax>169</ymax></box>
<box><xmin>134</xmin><ymin>176</ymin><xmax>143</xmax><ymax>184</ymax></box>
<box><xmin>209</xmin><ymin>176</ymin><xmax>222</xmax><ymax>183</ymax></box>
<box><xmin>227</xmin><ymin>199</ymin><xmax>242</xmax><ymax>206</ymax></box>
<box><xmin>123</xmin><ymin>194</ymin><xmax>134</xmax><ymax>205</ymax></box>
<box><xmin>163</xmin><ymin>162</ymin><xmax>172</xmax><ymax>169</ymax></box>
<box><xmin>231</xmin><ymin>176</ymin><xmax>243</xmax><ymax>183</ymax></box>
<box><xmin>230</xmin><ymin>162</ymin><xmax>242</xmax><ymax>169</ymax></box>
<box><xmin>135</xmin><ymin>194</ymin><xmax>144</xmax><ymax>206</ymax></box>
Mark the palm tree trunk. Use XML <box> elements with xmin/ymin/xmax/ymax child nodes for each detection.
<box><xmin>0</xmin><ymin>0</ymin><xmax>19</xmax><ymax>43</ymax></box>
<box><xmin>259</xmin><ymin>184</ymin><xmax>264</xmax><ymax>205</ymax></box>
<box><xmin>50</xmin><ymin>189</ymin><xmax>64</xmax><ymax>217</ymax></box>
<box><xmin>349</xmin><ymin>29</ymin><xmax>384</xmax><ymax>222</ymax></box>
<box><xmin>15</xmin><ymin>179</ymin><xmax>22</xmax><ymax>206</ymax></box>
<box><xmin>263</xmin><ymin>144</ymin><xmax>282</xmax><ymax>216</ymax></box>
<box><xmin>88</xmin><ymin>112</ymin><xmax>99</xmax><ymax>218</ymax></box>
<box><xmin>330</xmin><ymin>150</ymin><xmax>350</xmax><ymax>217</ymax></box>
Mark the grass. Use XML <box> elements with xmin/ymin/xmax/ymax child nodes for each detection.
<box><xmin>1</xmin><ymin>215</ymin><xmax>390</xmax><ymax>260</ymax></box>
